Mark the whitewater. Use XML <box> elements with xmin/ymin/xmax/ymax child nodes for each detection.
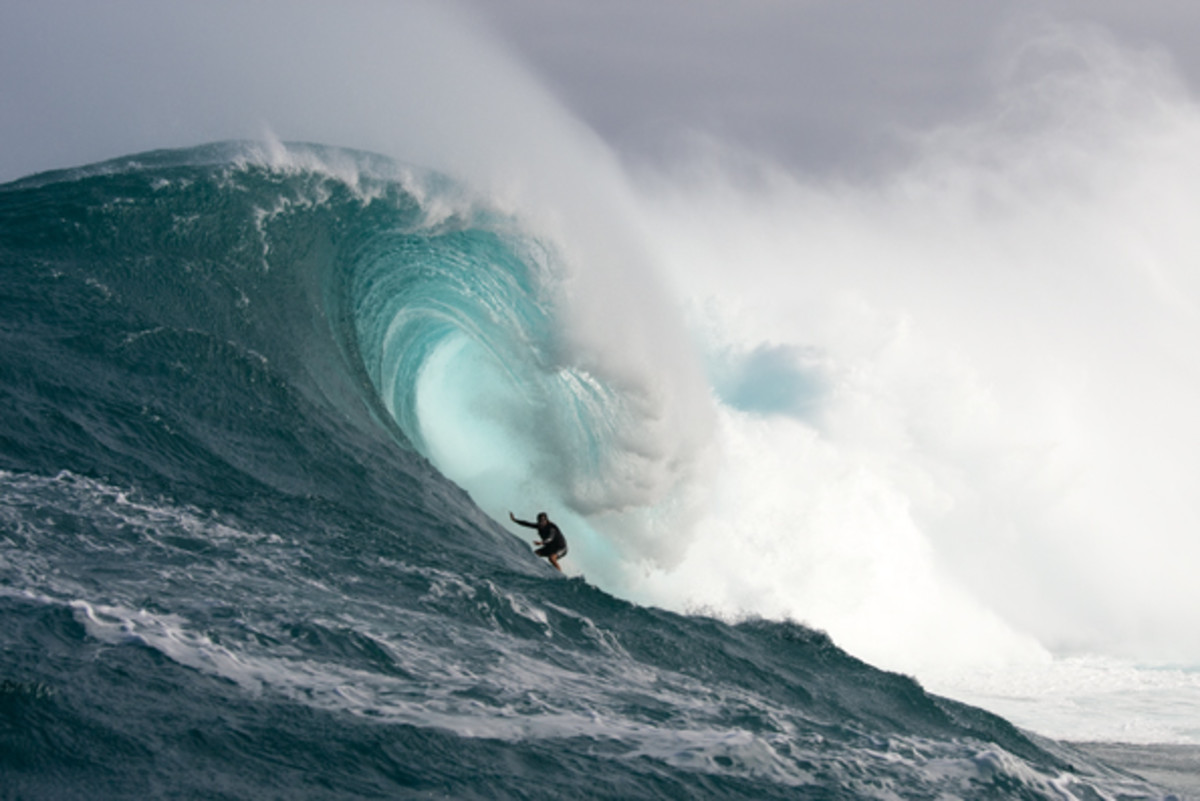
<box><xmin>622</xmin><ymin>26</ymin><xmax>1200</xmax><ymax>746</ymax></box>
<box><xmin>2</xmin><ymin>2</ymin><xmax>1199</xmax><ymax>798</ymax></box>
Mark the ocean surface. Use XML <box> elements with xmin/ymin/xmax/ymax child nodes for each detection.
<box><xmin>0</xmin><ymin>142</ymin><xmax>1193</xmax><ymax>799</ymax></box>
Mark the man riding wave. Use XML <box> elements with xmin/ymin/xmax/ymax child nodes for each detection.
<box><xmin>509</xmin><ymin>511</ymin><xmax>567</xmax><ymax>572</ymax></box>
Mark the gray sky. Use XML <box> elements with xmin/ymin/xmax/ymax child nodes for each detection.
<box><xmin>464</xmin><ymin>0</ymin><xmax>1200</xmax><ymax>176</ymax></box>
<box><xmin>3</xmin><ymin>1</ymin><xmax>1200</xmax><ymax>181</ymax></box>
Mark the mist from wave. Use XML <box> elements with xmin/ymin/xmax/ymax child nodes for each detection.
<box><xmin>610</xmin><ymin>24</ymin><xmax>1200</xmax><ymax>742</ymax></box>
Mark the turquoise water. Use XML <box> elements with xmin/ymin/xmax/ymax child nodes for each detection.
<box><xmin>0</xmin><ymin>143</ymin><xmax>1178</xmax><ymax>798</ymax></box>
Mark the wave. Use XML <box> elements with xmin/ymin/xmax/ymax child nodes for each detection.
<box><xmin>2</xmin><ymin>140</ymin><xmax>1195</xmax><ymax>796</ymax></box>
<box><xmin>0</xmin><ymin>138</ymin><xmax>715</xmax><ymax>581</ymax></box>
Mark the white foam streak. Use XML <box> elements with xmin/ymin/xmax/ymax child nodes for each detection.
<box><xmin>55</xmin><ymin>594</ymin><xmax>1113</xmax><ymax>794</ymax></box>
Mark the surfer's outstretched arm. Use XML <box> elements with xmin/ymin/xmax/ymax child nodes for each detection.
<box><xmin>509</xmin><ymin>511</ymin><xmax>537</xmax><ymax>529</ymax></box>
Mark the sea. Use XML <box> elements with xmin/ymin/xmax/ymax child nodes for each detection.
<box><xmin>1</xmin><ymin>140</ymin><xmax>1197</xmax><ymax>799</ymax></box>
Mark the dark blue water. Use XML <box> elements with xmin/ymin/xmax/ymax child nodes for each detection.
<box><xmin>0</xmin><ymin>143</ymin><xmax>1175</xmax><ymax>799</ymax></box>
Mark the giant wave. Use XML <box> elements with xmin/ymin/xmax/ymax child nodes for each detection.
<box><xmin>0</xmin><ymin>142</ymin><xmax>1186</xmax><ymax>798</ymax></box>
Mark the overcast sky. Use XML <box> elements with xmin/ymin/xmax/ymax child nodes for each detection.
<box><xmin>3</xmin><ymin>1</ymin><xmax>1200</xmax><ymax>181</ymax></box>
<box><xmin>464</xmin><ymin>0</ymin><xmax>1200</xmax><ymax>175</ymax></box>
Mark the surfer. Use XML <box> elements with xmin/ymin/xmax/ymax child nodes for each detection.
<box><xmin>509</xmin><ymin>511</ymin><xmax>567</xmax><ymax>572</ymax></box>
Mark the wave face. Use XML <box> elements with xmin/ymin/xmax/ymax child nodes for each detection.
<box><xmin>0</xmin><ymin>143</ymin><xmax>1176</xmax><ymax>799</ymax></box>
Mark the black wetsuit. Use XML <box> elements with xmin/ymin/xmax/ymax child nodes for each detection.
<box><xmin>514</xmin><ymin>517</ymin><xmax>567</xmax><ymax>558</ymax></box>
